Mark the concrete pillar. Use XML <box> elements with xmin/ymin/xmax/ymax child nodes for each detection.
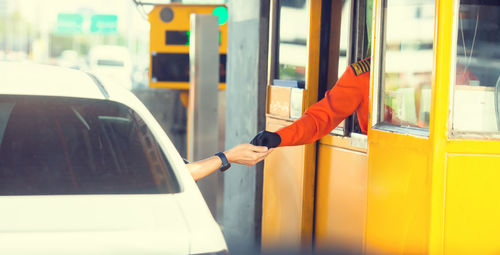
<box><xmin>187</xmin><ymin>14</ymin><xmax>224</xmax><ymax>221</ymax></box>
<box><xmin>223</xmin><ymin>0</ymin><xmax>269</xmax><ymax>254</ymax></box>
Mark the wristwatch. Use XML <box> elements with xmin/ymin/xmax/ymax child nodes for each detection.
<box><xmin>215</xmin><ymin>152</ymin><xmax>231</xmax><ymax>172</ymax></box>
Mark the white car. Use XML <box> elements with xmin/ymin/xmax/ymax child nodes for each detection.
<box><xmin>88</xmin><ymin>45</ymin><xmax>133</xmax><ymax>90</ymax></box>
<box><xmin>58</xmin><ymin>50</ymin><xmax>81</xmax><ymax>70</ymax></box>
<box><xmin>0</xmin><ymin>61</ymin><xmax>227</xmax><ymax>255</ymax></box>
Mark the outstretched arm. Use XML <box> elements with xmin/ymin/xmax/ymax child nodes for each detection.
<box><xmin>276</xmin><ymin>67</ymin><xmax>364</xmax><ymax>146</ymax></box>
<box><xmin>252</xmin><ymin>66</ymin><xmax>364</xmax><ymax>147</ymax></box>
<box><xmin>187</xmin><ymin>144</ymin><xmax>271</xmax><ymax>181</ymax></box>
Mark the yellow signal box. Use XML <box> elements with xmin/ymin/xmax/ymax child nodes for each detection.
<box><xmin>148</xmin><ymin>4</ymin><xmax>228</xmax><ymax>90</ymax></box>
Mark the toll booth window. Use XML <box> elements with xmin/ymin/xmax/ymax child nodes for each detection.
<box><xmin>277</xmin><ymin>0</ymin><xmax>309</xmax><ymax>82</ymax></box>
<box><xmin>451</xmin><ymin>0</ymin><xmax>500</xmax><ymax>136</ymax></box>
<box><xmin>0</xmin><ymin>96</ymin><xmax>180</xmax><ymax>195</ymax></box>
<box><xmin>378</xmin><ymin>0</ymin><xmax>435</xmax><ymax>131</ymax></box>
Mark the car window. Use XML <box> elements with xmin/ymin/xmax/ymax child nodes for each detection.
<box><xmin>0</xmin><ymin>96</ymin><xmax>180</xmax><ymax>195</ymax></box>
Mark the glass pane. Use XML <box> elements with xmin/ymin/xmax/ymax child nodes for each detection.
<box><xmin>335</xmin><ymin>0</ymin><xmax>352</xmax><ymax>131</ymax></box>
<box><xmin>380</xmin><ymin>0</ymin><xmax>435</xmax><ymax>129</ymax></box>
<box><xmin>452</xmin><ymin>0</ymin><xmax>500</xmax><ymax>135</ymax></box>
<box><xmin>338</xmin><ymin>0</ymin><xmax>352</xmax><ymax>77</ymax></box>
<box><xmin>278</xmin><ymin>0</ymin><xmax>309</xmax><ymax>81</ymax></box>
<box><xmin>0</xmin><ymin>96</ymin><xmax>180</xmax><ymax>195</ymax></box>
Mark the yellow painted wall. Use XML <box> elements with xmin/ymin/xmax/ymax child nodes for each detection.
<box><xmin>443</xmin><ymin>154</ymin><xmax>500</xmax><ymax>255</ymax></box>
<box><xmin>315</xmin><ymin>139</ymin><xmax>368</xmax><ymax>254</ymax></box>
<box><xmin>261</xmin><ymin>0</ymin><xmax>322</xmax><ymax>252</ymax></box>
<box><xmin>365</xmin><ymin>131</ymin><xmax>431</xmax><ymax>254</ymax></box>
<box><xmin>261</xmin><ymin>119</ymin><xmax>315</xmax><ymax>252</ymax></box>
<box><xmin>261</xmin><ymin>142</ymin><xmax>304</xmax><ymax>250</ymax></box>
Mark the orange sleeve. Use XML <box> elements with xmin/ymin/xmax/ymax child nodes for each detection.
<box><xmin>276</xmin><ymin>67</ymin><xmax>363</xmax><ymax>147</ymax></box>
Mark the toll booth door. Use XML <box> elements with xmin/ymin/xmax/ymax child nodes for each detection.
<box><xmin>261</xmin><ymin>0</ymin><xmax>320</xmax><ymax>252</ymax></box>
<box><xmin>314</xmin><ymin>0</ymin><xmax>371</xmax><ymax>253</ymax></box>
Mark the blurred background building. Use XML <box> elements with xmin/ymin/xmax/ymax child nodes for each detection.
<box><xmin>0</xmin><ymin>0</ymin><xmax>149</xmax><ymax>80</ymax></box>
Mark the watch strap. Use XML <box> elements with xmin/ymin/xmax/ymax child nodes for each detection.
<box><xmin>215</xmin><ymin>152</ymin><xmax>231</xmax><ymax>172</ymax></box>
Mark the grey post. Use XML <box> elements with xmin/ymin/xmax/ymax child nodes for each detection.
<box><xmin>187</xmin><ymin>14</ymin><xmax>224</xmax><ymax>222</ymax></box>
<box><xmin>223</xmin><ymin>0</ymin><xmax>270</xmax><ymax>254</ymax></box>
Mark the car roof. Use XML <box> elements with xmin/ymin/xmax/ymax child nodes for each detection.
<box><xmin>0</xmin><ymin>61</ymin><xmax>107</xmax><ymax>99</ymax></box>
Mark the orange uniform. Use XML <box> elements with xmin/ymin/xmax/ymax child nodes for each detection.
<box><xmin>276</xmin><ymin>58</ymin><xmax>370</xmax><ymax>147</ymax></box>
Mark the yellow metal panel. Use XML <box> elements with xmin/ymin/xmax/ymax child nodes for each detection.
<box><xmin>302</xmin><ymin>0</ymin><xmax>322</xmax><ymax>110</ymax></box>
<box><xmin>262</xmin><ymin>0</ymin><xmax>322</xmax><ymax>252</ymax></box>
<box><xmin>369</xmin><ymin>129</ymin><xmax>429</xmax><ymax>152</ymax></box>
<box><xmin>365</xmin><ymin>131</ymin><xmax>431</xmax><ymax>254</ymax></box>
<box><xmin>444</xmin><ymin>154</ymin><xmax>500</xmax><ymax>254</ymax></box>
<box><xmin>367</xmin><ymin>0</ymin><xmax>500</xmax><ymax>254</ymax></box>
<box><xmin>262</xmin><ymin>141</ymin><xmax>305</xmax><ymax>251</ymax></box>
<box><xmin>446</xmin><ymin>140</ymin><xmax>500</xmax><ymax>155</ymax></box>
<box><xmin>428</xmin><ymin>0</ymin><xmax>455</xmax><ymax>254</ymax></box>
<box><xmin>368</xmin><ymin>0</ymin><xmax>379</xmax><ymax>130</ymax></box>
<box><xmin>315</xmin><ymin>143</ymin><xmax>368</xmax><ymax>254</ymax></box>
<box><xmin>261</xmin><ymin>119</ymin><xmax>316</xmax><ymax>252</ymax></box>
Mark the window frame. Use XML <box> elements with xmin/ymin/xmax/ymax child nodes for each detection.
<box><xmin>372</xmin><ymin>0</ymin><xmax>436</xmax><ymax>137</ymax></box>
<box><xmin>448</xmin><ymin>0</ymin><xmax>500</xmax><ymax>139</ymax></box>
<box><xmin>273</xmin><ymin>0</ymin><xmax>310</xmax><ymax>84</ymax></box>
<box><xmin>329</xmin><ymin>0</ymin><xmax>370</xmax><ymax>137</ymax></box>
<box><xmin>344</xmin><ymin>0</ymin><xmax>369</xmax><ymax>137</ymax></box>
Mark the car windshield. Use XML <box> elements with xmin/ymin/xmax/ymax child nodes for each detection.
<box><xmin>0</xmin><ymin>96</ymin><xmax>180</xmax><ymax>195</ymax></box>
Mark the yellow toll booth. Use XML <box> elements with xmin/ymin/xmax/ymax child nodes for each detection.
<box><xmin>148</xmin><ymin>4</ymin><xmax>228</xmax><ymax>90</ymax></box>
<box><xmin>262</xmin><ymin>0</ymin><xmax>500</xmax><ymax>254</ymax></box>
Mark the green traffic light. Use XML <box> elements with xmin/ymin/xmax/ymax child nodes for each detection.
<box><xmin>212</xmin><ymin>6</ymin><xmax>228</xmax><ymax>25</ymax></box>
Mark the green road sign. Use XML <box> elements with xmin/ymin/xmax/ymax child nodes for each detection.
<box><xmin>56</xmin><ymin>13</ymin><xmax>83</xmax><ymax>34</ymax></box>
<box><xmin>90</xmin><ymin>14</ymin><xmax>118</xmax><ymax>34</ymax></box>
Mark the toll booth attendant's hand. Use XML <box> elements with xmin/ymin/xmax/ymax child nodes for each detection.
<box><xmin>224</xmin><ymin>144</ymin><xmax>272</xmax><ymax>166</ymax></box>
<box><xmin>250</xmin><ymin>131</ymin><xmax>281</xmax><ymax>148</ymax></box>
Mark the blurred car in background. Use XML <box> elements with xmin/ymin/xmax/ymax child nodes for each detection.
<box><xmin>0</xmin><ymin>61</ymin><xmax>228</xmax><ymax>255</ymax></box>
<box><xmin>132</xmin><ymin>64</ymin><xmax>150</xmax><ymax>89</ymax></box>
<box><xmin>57</xmin><ymin>50</ymin><xmax>81</xmax><ymax>70</ymax></box>
<box><xmin>3</xmin><ymin>51</ymin><xmax>28</xmax><ymax>62</ymax></box>
<box><xmin>88</xmin><ymin>45</ymin><xmax>133</xmax><ymax>90</ymax></box>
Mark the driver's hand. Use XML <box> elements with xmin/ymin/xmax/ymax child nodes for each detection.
<box><xmin>224</xmin><ymin>144</ymin><xmax>273</xmax><ymax>166</ymax></box>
